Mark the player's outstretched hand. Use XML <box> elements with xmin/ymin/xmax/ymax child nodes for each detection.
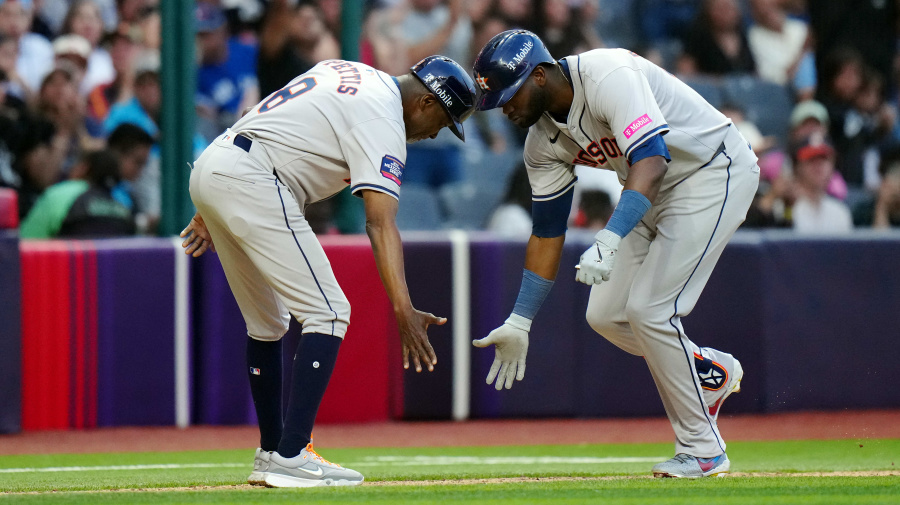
<box><xmin>575</xmin><ymin>229</ymin><xmax>621</xmax><ymax>285</ymax></box>
<box><xmin>396</xmin><ymin>307</ymin><xmax>446</xmax><ymax>373</ymax></box>
<box><xmin>180</xmin><ymin>212</ymin><xmax>216</xmax><ymax>257</ymax></box>
<box><xmin>472</xmin><ymin>318</ymin><xmax>529</xmax><ymax>390</ymax></box>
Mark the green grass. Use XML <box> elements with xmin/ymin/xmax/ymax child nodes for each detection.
<box><xmin>1</xmin><ymin>439</ymin><xmax>898</xmax><ymax>504</ymax></box>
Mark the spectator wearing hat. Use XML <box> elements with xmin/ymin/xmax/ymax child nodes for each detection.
<box><xmin>790</xmin><ymin>133</ymin><xmax>853</xmax><ymax>233</ymax></box>
<box><xmin>195</xmin><ymin>2</ymin><xmax>258</xmax><ymax>142</ymax></box>
<box><xmin>52</xmin><ymin>34</ymin><xmax>92</xmax><ymax>91</ymax></box>
<box><xmin>0</xmin><ymin>0</ymin><xmax>54</xmax><ymax>99</ymax></box>
<box><xmin>60</xmin><ymin>0</ymin><xmax>115</xmax><ymax>95</ymax></box>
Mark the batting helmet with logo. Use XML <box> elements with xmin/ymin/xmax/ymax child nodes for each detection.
<box><xmin>472</xmin><ymin>30</ymin><xmax>555</xmax><ymax>111</ymax></box>
<box><xmin>411</xmin><ymin>55</ymin><xmax>478</xmax><ymax>141</ymax></box>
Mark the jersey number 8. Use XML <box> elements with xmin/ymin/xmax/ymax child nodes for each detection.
<box><xmin>258</xmin><ymin>77</ymin><xmax>318</xmax><ymax>113</ymax></box>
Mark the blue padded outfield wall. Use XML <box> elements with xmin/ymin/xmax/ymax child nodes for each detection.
<box><xmin>6</xmin><ymin>231</ymin><xmax>900</xmax><ymax>431</ymax></box>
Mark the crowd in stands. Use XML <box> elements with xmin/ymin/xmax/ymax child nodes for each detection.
<box><xmin>1</xmin><ymin>0</ymin><xmax>898</xmax><ymax>240</ymax></box>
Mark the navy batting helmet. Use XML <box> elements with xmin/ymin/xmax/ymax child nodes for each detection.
<box><xmin>472</xmin><ymin>30</ymin><xmax>555</xmax><ymax>111</ymax></box>
<box><xmin>411</xmin><ymin>55</ymin><xmax>477</xmax><ymax>141</ymax></box>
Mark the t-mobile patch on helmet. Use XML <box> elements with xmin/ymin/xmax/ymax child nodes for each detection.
<box><xmin>623</xmin><ymin>114</ymin><xmax>652</xmax><ymax>139</ymax></box>
<box><xmin>381</xmin><ymin>155</ymin><xmax>404</xmax><ymax>185</ymax></box>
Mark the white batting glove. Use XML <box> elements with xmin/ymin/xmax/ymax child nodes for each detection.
<box><xmin>472</xmin><ymin>314</ymin><xmax>530</xmax><ymax>390</ymax></box>
<box><xmin>576</xmin><ymin>229</ymin><xmax>622</xmax><ymax>285</ymax></box>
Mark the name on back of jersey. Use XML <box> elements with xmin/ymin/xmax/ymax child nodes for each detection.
<box><xmin>321</xmin><ymin>60</ymin><xmax>363</xmax><ymax>95</ymax></box>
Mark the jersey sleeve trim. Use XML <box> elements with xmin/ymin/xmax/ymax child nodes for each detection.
<box><xmin>532</xmin><ymin>177</ymin><xmax>578</xmax><ymax>202</ymax></box>
<box><xmin>624</xmin><ymin>124</ymin><xmax>669</xmax><ymax>160</ymax></box>
<box><xmin>350</xmin><ymin>183</ymin><xmax>399</xmax><ymax>200</ymax></box>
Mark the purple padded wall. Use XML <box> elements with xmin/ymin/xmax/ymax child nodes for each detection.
<box><xmin>95</xmin><ymin>238</ymin><xmax>179</xmax><ymax>426</ymax></box>
<box><xmin>0</xmin><ymin>230</ymin><xmax>21</xmax><ymax>433</ymax></box>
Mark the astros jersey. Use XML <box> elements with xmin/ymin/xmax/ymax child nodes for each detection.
<box><xmin>229</xmin><ymin>60</ymin><xmax>407</xmax><ymax>206</ymax></box>
<box><xmin>525</xmin><ymin>49</ymin><xmax>735</xmax><ymax>201</ymax></box>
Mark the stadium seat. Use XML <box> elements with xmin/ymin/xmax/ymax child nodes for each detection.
<box><xmin>438</xmin><ymin>181</ymin><xmax>505</xmax><ymax>230</ymax></box>
<box><xmin>722</xmin><ymin>75</ymin><xmax>792</xmax><ymax>141</ymax></box>
<box><xmin>682</xmin><ymin>77</ymin><xmax>724</xmax><ymax>110</ymax></box>
<box><xmin>396</xmin><ymin>183</ymin><xmax>443</xmax><ymax>231</ymax></box>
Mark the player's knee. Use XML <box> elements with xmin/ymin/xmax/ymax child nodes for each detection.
<box><xmin>624</xmin><ymin>299</ymin><xmax>665</xmax><ymax>332</ymax></box>
<box><xmin>585</xmin><ymin>309</ymin><xmax>616</xmax><ymax>339</ymax></box>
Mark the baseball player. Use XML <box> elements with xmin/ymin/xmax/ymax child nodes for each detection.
<box><xmin>180</xmin><ymin>56</ymin><xmax>476</xmax><ymax>487</ymax></box>
<box><xmin>471</xmin><ymin>30</ymin><xmax>759</xmax><ymax>478</ymax></box>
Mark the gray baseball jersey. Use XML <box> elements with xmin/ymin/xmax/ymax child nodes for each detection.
<box><xmin>525</xmin><ymin>49</ymin><xmax>732</xmax><ymax>200</ymax></box>
<box><xmin>230</xmin><ymin>59</ymin><xmax>407</xmax><ymax>207</ymax></box>
<box><xmin>189</xmin><ymin>59</ymin><xmax>410</xmax><ymax>340</ymax></box>
<box><xmin>525</xmin><ymin>49</ymin><xmax>760</xmax><ymax>458</ymax></box>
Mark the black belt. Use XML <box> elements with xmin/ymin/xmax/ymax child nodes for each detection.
<box><xmin>233</xmin><ymin>134</ymin><xmax>252</xmax><ymax>153</ymax></box>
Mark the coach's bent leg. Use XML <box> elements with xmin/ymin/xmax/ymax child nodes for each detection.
<box><xmin>247</xmin><ymin>336</ymin><xmax>284</xmax><ymax>452</ymax></box>
<box><xmin>278</xmin><ymin>333</ymin><xmax>342</xmax><ymax>458</ymax></box>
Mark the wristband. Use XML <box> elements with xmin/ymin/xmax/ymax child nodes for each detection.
<box><xmin>510</xmin><ymin>269</ymin><xmax>554</xmax><ymax>324</ymax></box>
<box><xmin>605</xmin><ymin>189</ymin><xmax>651</xmax><ymax>238</ymax></box>
<box><xmin>505</xmin><ymin>313</ymin><xmax>532</xmax><ymax>332</ymax></box>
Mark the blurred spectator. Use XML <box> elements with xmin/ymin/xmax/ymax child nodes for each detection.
<box><xmin>487</xmin><ymin>166</ymin><xmax>532</xmax><ymax>238</ymax></box>
<box><xmin>0</xmin><ymin>0</ymin><xmax>54</xmax><ymax>99</ymax></box>
<box><xmin>790</xmin><ymin>134</ymin><xmax>853</xmax><ymax>233</ymax></box>
<box><xmin>747</xmin><ymin>0</ymin><xmax>814</xmax><ymax>96</ymax></box>
<box><xmin>60</xmin><ymin>0</ymin><xmax>116</xmax><ymax>95</ymax></box>
<box><xmin>116</xmin><ymin>0</ymin><xmax>159</xmax><ymax>50</ymax></box>
<box><xmin>29</xmin><ymin>0</ymin><xmax>55</xmax><ymax>39</ymax></box>
<box><xmin>539</xmin><ymin>0</ymin><xmax>601</xmax><ymax>59</ymax></box>
<box><xmin>496</xmin><ymin>0</ymin><xmax>534</xmax><ymax>30</ymax></box>
<box><xmin>106</xmin><ymin>122</ymin><xmax>150</xmax><ymax>212</ymax></box>
<box><xmin>720</xmin><ymin>102</ymin><xmax>774</xmax><ymax>154</ymax></box>
<box><xmin>36</xmin><ymin>66</ymin><xmax>102</xmax><ymax>172</ymax></box>
<box><xmin>85</xmin><ymin>28</ymin><xmax>140</xmax><ymax>125</ymax></box>
<box><xmin>572</xmin><ymin>189</ymin><xmax>613</xmax><ymax>232</ymax></box>
<box><xmin>103</xmin><ymin>49</ymin><xmax>158</xmax><ymax>136</ymax></box>
<box><xmin>788</xmin><ymin>99</ymin><xmax>829</xmax><ymax>145</ymax></box>
<box><xmin>195</xmin><ymin>2</ymin><xmax>258</xmax><ymax>141</ymax></box>
<box><xmin>0</xmin><ymin>50</ymin><xmax>28</xmax><ymax>188</ymax></box>
<box><xmin>637</xmin><ymin>0</ymin><xmax>699</xmax><ymax>47</ymax></box>
<box><xmin>257</xmin><ymin>0</ymin><xmax>339</xmax><ymax>98</ymax></box>
<box><xmin>870</xmin><ymin>157</ymin><xmax>900</xmax><ymax>228</ymax></box>
<box><xmin>817</xmin><ymin>48</ymin><xmax>862</xmax><ymax>181</ymax></box>
<box><xmin>808</xmin><ymin>1</ymin><xmax>897</xmax><ymax>93</ymax></box>
<box><xmin>679</xmin><ymin>0</ymin><xmax>755</xmax><ymax>77</ymax></box>
<box><xmin>362</xmin><ymin>2</ymin><xmax>409</xmax><ymax>75</ymax></box>
<box><xmin>393</xmin><ymin>0</ymin><xmax>470</xmax><ymax>190</ymax></box>
<box><xmin>11</xmin><ymin>118</ymin><xmax>62</xmax><ymax>218</ymax></box>
<box><xmin>52</xmin><ymin>34</ymin><xmax>91</xmax><ymax>91</ymax></box>
<box><xmin>20</xmin><ymin>149</ymin><xmax>135</xmax><ymax>238</ymax></box>
<box><xmin>40</xmin><ymin>0</ymin><xmax>117</xmax><ymax>35</ymax></box>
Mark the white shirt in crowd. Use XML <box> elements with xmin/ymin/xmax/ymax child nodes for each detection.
<box><xmin>792</xmin><ymin>196</ymin><xmax>853</xmax><ymax>234</ymax></box>
<box><xmin>748</xmin><ymin>18</ymin><xmax>808</xmax><ymax>86</ymax></box>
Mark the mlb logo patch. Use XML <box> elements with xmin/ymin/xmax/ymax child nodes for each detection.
<box><xmin>250</xmin><ymin>367</ymin><xmax>261</xmax><ymax>376</ymax></box>
<box><xmin>381</xmin><ymin>155</ymin><xmax>404</xmax><ymax>185</ymax></box>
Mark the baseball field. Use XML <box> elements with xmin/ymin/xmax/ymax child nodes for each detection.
<box><xmin>2</xmin><ymin>413</ymin><xmax>898</xmax><ymax>504</ymax></box>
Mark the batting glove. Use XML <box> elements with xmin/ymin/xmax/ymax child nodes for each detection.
<box><xmin>575</xmin><ymin>229</ymin><xmax>622</xmax><ymax>285</ymax></box>
<box><xmin>472</xmin><ymin>314</ymin><xmax>530</xmax><ymax>390</ymax></box>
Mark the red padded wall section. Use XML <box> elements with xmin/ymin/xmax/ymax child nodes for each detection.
<box><xmin>20</xmin><ymin>242</ymin><xmax>72</xmax><ymax>430</ymax></box>
<box><xmin>315</xmin><ymin>235</ymin><xmax>399</xmax><ymax>423</ymax></box>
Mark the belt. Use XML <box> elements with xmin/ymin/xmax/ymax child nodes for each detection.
<box><xmin>233</xmin><ymin>133</ymin><xmax>252</xmax><ymax>153</ymax></box>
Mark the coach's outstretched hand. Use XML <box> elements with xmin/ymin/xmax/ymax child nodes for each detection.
<box><xmin>180</xmin><ymin>211</ymin><xmax>216</xmax><ymax>257</ymax></box>
<box><xmin>576</xmin><ymin>228</ymin><xmax>621</xmax><ymax>285</ymax></box>
<box><xmin>397</xmin><ymin>307</ymin><xmax>445</xmax><ymax>373</ymax></box>
<box><xmin>473</xmin><ymin>316</ymin><xmax>529</xmax><ymax>390</ymax></box>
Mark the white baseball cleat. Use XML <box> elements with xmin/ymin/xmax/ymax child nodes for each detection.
<box><xmin>706</xmin><ymin>358</ymin><xmax>743</xmax><ymax>422</ymax></box>
<box><xmin>247</xmin><ymin>448</ymin><xmax>272</xmax><ymax>486</ymax></box>
<box><xmin>264</xmin><ymin>443</ymin><xmax>364</xmax><ymax>488</ymax></box>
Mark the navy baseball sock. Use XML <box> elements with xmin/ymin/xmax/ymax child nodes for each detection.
<box><xmin>247</xmin><ymin>337</ymin><xmax>283</xmax><ymax>452</ymax></box>
<box><xmin>277</xmin><ymin>333</ymin><xmax>342</xmax><ymax>458</ymax></box>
